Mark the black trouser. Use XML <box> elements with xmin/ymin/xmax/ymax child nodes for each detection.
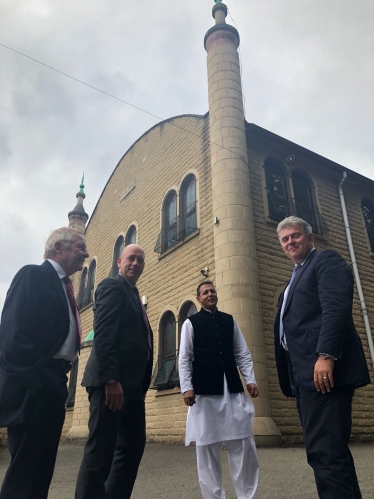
<box><xmin>296</xmin><ymin>384</ymin><xmax>362</xmax><ymax>499</ymax></box>
<box><xmin>0</xmin><ymin>371</ymin><xmax>67</xmax><ymax>499</ymax></box>
<box><xmin>75</xmin><ymin>385</ymin><xmax>146</xmax><ymax>499</ymax></box>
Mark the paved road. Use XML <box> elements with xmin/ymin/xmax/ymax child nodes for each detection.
<box><xmin>0</xmin><ymin>442</ymin><xmax>373</xmax><ymax>498</ymax></box>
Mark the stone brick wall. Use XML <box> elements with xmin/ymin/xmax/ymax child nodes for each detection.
<box><xmin>65</xmin><ymin>116</ymin><xmax>374</xmax><ymax>445</ymax></box>
<box><xmin>246</xmin><ymin>124</ymin><xmax>374</xmax><ymax>443</ymax></box>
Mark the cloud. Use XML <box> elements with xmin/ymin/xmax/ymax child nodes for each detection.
<box><xmin>0</xmin><ymin>0</ymin><xmax>373</xmax><ymax>311</ymax></box>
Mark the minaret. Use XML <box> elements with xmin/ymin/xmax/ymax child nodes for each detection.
<box><xmin>205</xmin><ymin>1</ymin><xmax>282</xmax><ymax>444</ymax></box>
<box><xmin>68</xmin><ymin>175</ymin><xmax>89</xmax><ymax>233</ymax></box>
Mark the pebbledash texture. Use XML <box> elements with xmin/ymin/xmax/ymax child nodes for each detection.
<box><xmin>59</xmin><ymin>2</ymin><xmax>373</xmax><ymax>447</ymax></box>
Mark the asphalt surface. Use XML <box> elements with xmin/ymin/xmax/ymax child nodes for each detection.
<box><xmin>0</xmin><ymin>442</ymin><xmax>373</xmax><ymax>498</ymax></box>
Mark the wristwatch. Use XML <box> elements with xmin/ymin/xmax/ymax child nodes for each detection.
<box><xmin>106</xmin><ymin>379</ymin><xmax>118</xmax><ymax>384</ymax></box>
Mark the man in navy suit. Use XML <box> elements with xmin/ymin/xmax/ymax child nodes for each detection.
<box><xmin>0</xmin><ymin>227</ymin><xmax>89</xmax><ymax>499</ymax></box>
<box><xmin>75</xmin><ymin>244</ymin><xmax>153</xmax><ymax>499</ymax></box>
<box><xmin>274</xmin><ymin>216</ymin><xmax>370</xmax><ymax>499</ymax></box>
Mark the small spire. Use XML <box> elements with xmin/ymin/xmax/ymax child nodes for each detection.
<box><xmin>68</xmin><ymin>175</ymin><xmax>89</xmax><ymax>233</ymax></box>
<box><xmin>215</xmin><ymin>0</ymin><xmax>223</xmax><ymax>3</ymax></box>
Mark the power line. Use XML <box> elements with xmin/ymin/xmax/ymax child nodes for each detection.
<box><xmin>0</xmin><ymin>42</ymin><xmax>247</xmax><ymax>163</ymax></box>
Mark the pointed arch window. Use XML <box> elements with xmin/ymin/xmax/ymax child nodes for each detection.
<box><xmin>361</xmin><ymin>198</ymin><xmax>374</xmax><ymax>253</ymax></box>
<box><xmin>111</xmin><ymin>236</ymin><xmax>124</xmax><ymax>276</ymax></box>
<box><xmin>163</xmin><ymin>191</ymin><xmax>178</xmax><ymax>251</ymax></box>
<box><xmin>180</xmin><ymin>175</ymin><xmax>197</xmax><ymax>238</ymax></box>
<box><xmin>77</xmin><ymin>267</ymin><xmax>88</xmax><ymax>310</ymax></box>
<box><xmin>291</xmin><ymin>170</ymin><xmax>317</xmax><ymax>232</ymax></box>
<box><xmin>264</xmin><ymin>159</ymin><xmax>289</xmax><ymax>221</ymax></box>
<box><xmin>125</xmin><ymin>225</ymin><xmax>137</xmax><ymax>245</ymax></box>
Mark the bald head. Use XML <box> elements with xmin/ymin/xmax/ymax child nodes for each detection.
<box><xmin>118</xmin><ymin>244</ymin><xmax>145</xmax><ymax>284</ymax></box>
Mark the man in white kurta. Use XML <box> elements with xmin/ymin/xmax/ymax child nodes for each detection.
<box><xmin>179</xmin><ymin>281</ymin><xmax>259</xmax><ymax>499</ymax></box>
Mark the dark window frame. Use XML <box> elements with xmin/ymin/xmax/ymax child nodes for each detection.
<box><xmin>125</xmin><ymin>225</ymin><xmax>137</xmax><ymax>246</ymax></box>
<box><xmin>264</xmin><ymin>158</ymin><xmax>291</xmax><ymax>222</ymax></box>
<box><xmin>361</xmin><ymin>198</ymin><xmax>374</xmax><ymax>253</ymax></box>
<box><xmin>111</xmin><ymin>236</ymin><xmax>124</xmax><ymax>277</ymax></box>
<box><xmin>151</xmin><ymin>311</ymin><xmax>178</xmax><ymax>390</ymax></box>
<box><xmin>180</xmin><ymin>175</ymin><xmax>197</xmax><ymax>240</ymax></box>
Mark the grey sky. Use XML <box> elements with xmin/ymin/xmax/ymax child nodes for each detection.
<box><xmin>0</xmin><ymin>0</ymin><xmax>373</xmax><ymax>310</ymax></box>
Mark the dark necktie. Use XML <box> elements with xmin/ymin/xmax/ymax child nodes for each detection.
<box><xmin>280</xmin><ymin>264</ymin><xmax>302</xmax><ymax>348</ymax></box>
<box><xmin>133</xmin><ymin>286</ymin><xmax>152</xmax><ymax>351</ymax></box>
<box><xmin>64</xmin><ymin>276</ymin><xmax>82</xmax><ymax>342</ymax></box>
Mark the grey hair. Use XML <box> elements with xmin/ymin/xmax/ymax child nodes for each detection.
<box><xmin>44</xmin><ymin>227</ymin><xmax>82</xmax><ymax>259</ymax></box>
<box><xmin>276</xmin><ymin>216</ymin><xmax>313</xmax><ymax>240</ymax></box>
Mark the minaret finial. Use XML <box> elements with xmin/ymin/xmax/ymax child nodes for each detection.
<box><xmin>214</xmin><ymin>0</ymin><xmax>222</xmax><ymax>3</ymax></box>
<box><xmin>79</xmin><ymin>173</ymin><xmax>85</xmax><ymax>194</ymax></box>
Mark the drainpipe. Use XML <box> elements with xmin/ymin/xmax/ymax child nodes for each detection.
<box><xmin>338</xmin><ymin>172</ymin><xmax>374</xmax><ymax>368</ymax></box>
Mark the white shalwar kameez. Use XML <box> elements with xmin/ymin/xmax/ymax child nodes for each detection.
<box><xmin>179</xmin><ymin>315</ymin><xmax>259</xmax><ymax>499</ymax></box>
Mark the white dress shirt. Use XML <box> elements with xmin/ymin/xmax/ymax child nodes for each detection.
<box><xmin>179</xmin><ymin>313</ymin><xmax>256</xmax><ymax>446</ymax></box>
<box><xmin>48</xmin><ymin>259</ymin><xmax>79</xmax><ymax>362</ymax></box>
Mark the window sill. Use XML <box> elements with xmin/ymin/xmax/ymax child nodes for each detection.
<box><xmin>154</xmin><ymin>387</ymin><xmax>181</xmax><ymax>397</ymax></box>
<box><xmin>157</xmin><ymin>229</ymin><xmax>200</xmax><ymax>260</ymax></box>
<box><xmin>78</xmin><ymin>302</ymin><xmax>93</xmax><ymax>313</ymax></box>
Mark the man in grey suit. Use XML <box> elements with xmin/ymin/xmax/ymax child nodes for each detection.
<box><xmin>75</xmin><ymin>244</ymin><xmax>153</xmax><ymax>499</ymax></box>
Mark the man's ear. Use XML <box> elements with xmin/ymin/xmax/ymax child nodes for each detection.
<box><xmin>54</xmin><ymin>241</ymin><xmax>63</xmax><ymax>253</ymax></box>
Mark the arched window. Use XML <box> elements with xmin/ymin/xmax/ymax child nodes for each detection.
<box><xmin>77</xmin><ymin>267</ymin><xmax>88</xmax><ymax>310</ymax></box>
<box><xmin>178</xmin><ymin>301</ymin><xmax>197</xmax><ymax>344</ymax></box>
<box><xmin>180</xmin><ymin>175</ymin><xmax>197</xmax><ymax>238</ymax></box>
<box><xmin>361</xmin><ymin>198</ymin><xmax>374</xmax><ymax>252</ymax></box>
<box><xmin>264</xmin><ymin>159</ymin><xmax>289</xmax><ymax>221</ymax></box>
<box><xmin>111</xmin><ymin>236</ymin><xmax>124</xmax><ymax>276</ymax></box>
<box><xmin>291</xmin><ymin>170</ymin><xmax>317</xmax><ymax>232</ymax></box>
<box><xmin>163</xmin><ymin>191</ymin><xmax>177</xmax><ymax>252</ymax></box>
<box><xmin>87</xmin><ymin>260</ymin><xmax>96</xmax><ymax>304</ymax></box>
<box><xmin>160</xmin><ymin>311</ymin><xmax>176</xmax><ymax>359</ymax></box>
<box><xmin>151</xmin><ymin>311</ymin><xmax>177</xmax><ymax>390</ymax></box>
<box><xmin>125</xmin><ymin>225</ymin><xmax>137</xmax><ymax>245</ymax></box>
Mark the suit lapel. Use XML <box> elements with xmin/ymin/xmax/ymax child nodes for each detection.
<box><xmin>42</xmin><ymin>260</ymin><xmax>69</xmax><ymax>317</ymax></box>
<box><xmin>115</xmin><ymin>274</ymin><xmax>144</xmax><ymax>318</ymax></box>
<box><xmin>283</xmin><ymin>250</ymin><xmax>317</xmax><ymax>315</ymax></box>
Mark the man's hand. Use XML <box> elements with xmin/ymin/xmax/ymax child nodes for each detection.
<box><xmin>314</xmin><ymin>356</ymin><xmax>335</xmax><ymax>393</ymax></box>
<box><xmin>246</xmin><ymin>383</ymin><xmax>259</xmax><ymax>398</ymax></box>
<box><xmin>105</xmin><ymin>381</ymin><xmax>124</xmax><ymax>411</ymax></box>
<box><xmin>183</xmin><ymin>390</ymin><xmax>196</xmax><ymax>407</ymax></box>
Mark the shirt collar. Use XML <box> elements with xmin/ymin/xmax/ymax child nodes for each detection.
<box><xmin>117</xmin><ymin>272</ymin><xmax>136</xmax><ymax>289</ymax></box>
<box><xmin>47</xmin><ymin>259</ymin><xmax>67</xmax><ymax>279</ymax></box>
<box><xmin>298</xmin><ymin>247</ymin><xmax>315</xmax><ymax>267</ymax></box>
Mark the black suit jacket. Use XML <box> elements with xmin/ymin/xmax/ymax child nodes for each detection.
<box><xmin>0</xmin><ymin>260</ymin><xmax>71</xmax><ymax>426</ymax></box>
<box><xmin>274</xmin><ymin>249</ymin><xmax>370</xmax><ymax>397</ymax></box>
<box><xmin>82</xmin><ymin>275</ymin><xmax>153</xmax><ymax>394</ymax></box>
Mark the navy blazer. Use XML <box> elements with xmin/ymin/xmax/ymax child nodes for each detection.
<box><xmin>82</xmin><ymin>274</ymin><xmax>153</xmax><ymax>394</ymax></box>
<box><xmin>274</xmin><ymin>249</ymin><xmax>370</xmax><ymax>397</ymax></box>
<box><xmin>0</xmin><ymin>260</ymin><xmax>71</xmax><ymax>426</ymax></box>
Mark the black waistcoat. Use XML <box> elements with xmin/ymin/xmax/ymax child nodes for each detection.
<box><xmin>188</xmin><ymin>309</ymin><xmax>243</xmax><ymax>395</ymax></box>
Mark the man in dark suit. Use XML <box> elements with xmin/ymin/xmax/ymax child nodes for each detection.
<box><xmin>0</xmin><ymin>227</ymin><xmax>89</xmax><ymax>499</ymax></box>
<box><xmin>274</xmin><ymin>216</ymin><xmax>370</xmax><ymax>499</ymax></box>
<box><xmin>75</xmin><ymin>244</ymin><xmax>153</xmax><ymax>499</ymax></box>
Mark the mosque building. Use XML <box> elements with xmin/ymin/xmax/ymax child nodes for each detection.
<box><xmin>63</xmin><ymin>1</ymin><xmax>374</xmax><ymax>445</ymax></box>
